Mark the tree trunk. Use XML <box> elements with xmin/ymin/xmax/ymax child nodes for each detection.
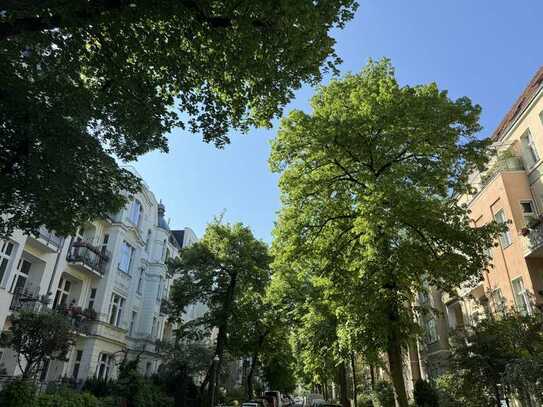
<box><xmin>246</xmin><ymin>355</ymin><xmax>258</xmax><ymax>399</ymax></box>
<box><xmin>338</xmin><ymin>361</ymin><xmax>350</xmax><ymax>407</ymax></box>
<box><xmin>206</xmin><ymin>272</ymin><xmax>238</xmax><ymax>407</ymax></box>
<box><xmin>350</xmin><ymin>353</ymin><xmax>357</xmax><ymax>407</ymax></box>
<box><xmin>369</xmin><ymin>364</ymin><xmax>375</xmax><ymax>389</ymax></box>
<box><xmin>387</xmin><ymin>329</ymin><xmax>409</xmax><ymax>407</ymax></box>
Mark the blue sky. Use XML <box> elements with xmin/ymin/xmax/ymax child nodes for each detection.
<box><xmin>133</xmin><ymin>0</ymin><xmax>543</xmax><ymax>242</ymax></box>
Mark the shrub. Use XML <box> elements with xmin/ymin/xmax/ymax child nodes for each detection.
<box><xmin>36</xmin><ymin>388</ymin><xmax>102</xmax><ymax>407</ymax></box>
<box><xmin>82</xmin><ymin>377</ymin><xmax>116</xmax><ymax>398</ymax></box>
<box><xmin>356</xmin><ymin>393</ymin><xmax>374</xmax><ymax>407</ymax></box>
<box><xmin>0</xmin><ymin>379</ymin><xmax>37</xmax><ymax>407</ymax></box>
<box><xmin>413</xmin><ymin>380</ymin><xmax>439</xmax><ymax>407</ymax></box>
<box><xmin>371</xmin><ymin>381</ymin><xmax>395</xmax><ymax>407</ymax></box>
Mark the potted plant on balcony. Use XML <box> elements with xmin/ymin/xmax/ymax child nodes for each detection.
<box><xmin>82</xmin><ymin>308</ymin><xmax>97</xmax><ymax>320</ymax></box>
<box><xmin>520</xmin><ymin>227</ymin><xmax>530</xmax><ymax>237</ymax></box>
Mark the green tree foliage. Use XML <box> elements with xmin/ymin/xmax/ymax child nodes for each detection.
<box><xmin>371</xmin><ymin>381</ymin><xmax>395</xmax><ymax>407</ymax></box>
<box><xmin>168</xmin><ymin>220</ymin><xmax>270</xmax><ymax>406</ymax></box>
<box><xmin>269</xmin><ymin>59</ymin><xmax>500</xmax><ymax>406</ymax></box>
<box><xmin>268</xmin><ymin>260</ymin><xmax>350</xmax><ymax>400</ymax></box>
<box><xmin>260</xmin><ymin>329</ymin><xmax>298</xmax><ymax>395</ymax></box>
<box><xmin>0</xmin><ymin>310</ymin><xmax>75</xmax><ymax>378</ymax></box>
<box><xmin>155</xmin><ymin>341</ymin><xmax>209</xmax><ymax>406</ymax></box>
<box><xmin>445</xmin><ymin>311</ymin><xmax>543</xmax><ymax>406</ymax></box>
<box><xmin>0</xmin><ymin>379</ymin><xmax>37</xmax><ymax>407</ymax></box>
<box><xmin>0</xmin><ymin>0</ymin><xmax>357</xmax><ymax>237</ymax></box>
<box><xmin>413</xmin><ymin>380</ymin><xmax>439</xmax><ymax>407</ymax></box>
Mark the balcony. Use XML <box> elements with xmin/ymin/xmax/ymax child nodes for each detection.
<box><xmin>523</xmin><ymin>221</ymin><xmax>543</xmax><ymax>257</ymax></box>
<box><xmin>67</xmin><ymin>239</ymin><xmax>110</xmax><ymax>277</ymax></box>
<box><xmin>9</xmin><ymin>287</ymin><xmax>43</xmax><ymax>312</ymax></box>
<box><xmin>55</xmin><ymin>305</ymin><xmax>97</xmax><ymax>335</ymax></box>
<box><xmin>28</xmin><ymin>226</ymin><xmax>64</xmax><ymax>252</ymax></box>
<box><xmin>480</xmin><ymin>154</ymin><xmax>524</xmax><ymax>189</ymax></box>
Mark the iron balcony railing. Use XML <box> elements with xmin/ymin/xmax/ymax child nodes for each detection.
<box><xmin>67</xmin><ymin>239</ymin><xmax>110</xmax><ymax>276</ymax></box>
<box><xmin>54</xmin><ymin>305</ymin><xmax>97</xmax><ymax>335</ymax></box>
<box><xmin>9</xmin><ymin>287</ymin><xmax>43</xmax><ymax>311</ymax></box>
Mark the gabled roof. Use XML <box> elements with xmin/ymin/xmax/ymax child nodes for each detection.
<box><xmin>492</xmin><ymin>66</ymin><xmax>543</xmax><ymax>141</ymax></box>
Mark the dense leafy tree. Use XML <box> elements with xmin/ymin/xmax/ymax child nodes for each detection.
<box><xmin>260</xmin><ymin>329</ymin><xmax>298</xmax><ymax>395</ymax></box>
<box><xmin>445</xmin><ymin>311</ymin><xmax>543</xmax><ymax>407</ymax></box>
<box><xmin>270</xmin><ymin>59</ymin><xmax>500</xmax><ymax>406</ymax></box>
<box><xmin>0</xmin><ymin>310</ymin><xmax>75</xmax><ymax>378</ymax></box>
<box><xmin>168</xmin><ymin>220</ymin><xmax>270</xmax><ymax>407</ymax></box>
<box><xmin>0</xmin><ymin>0</ymin><xmax>357</xmax><ymax>237</ymax></box>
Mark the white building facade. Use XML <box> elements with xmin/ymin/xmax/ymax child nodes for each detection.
<box><xmin>0</xmin><ymin>171</ymin><xmax>197</xmax><ymax>384</ymax></box>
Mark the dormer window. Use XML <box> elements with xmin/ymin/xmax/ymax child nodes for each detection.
<box><xmin>128</xmin><ymin>199</ymin><xmax>143</xmax><ymax>226</ymax></box>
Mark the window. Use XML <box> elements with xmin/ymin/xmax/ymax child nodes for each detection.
<box><xmin>72</xmin><ymin>350</ymin><xmax>83</xmax><ymax>380</ymax></box>
<box><xmin>129</xmin><ymin>311</ymin><xmax>138</xmax><ymax>336</ymax></box>
<box><xmin>151</xmin><ymin>316</ymin><xmax>157</xmax><ymax>337</ymax></box>
<box><xmin>520</xmin><ymin>201</ymin><xmax>536</xmax><ymax>226</ymax></box>
<box><xmin>128</xmin><ymin>199</ymin><xmax>143</xmax><ymax>226</ymax></box>
<box><xmin>157</xmin><ymin>276</ymin><xmax>163</xmax><ymax>301</ymax></box>
<box><xmin>101</xmin><ymin>234</ymin><xmax>109</xmax><ymax>253</ymax></box>
<box><xmin>521</xmin><ymin>130</ymin><xmax>540</xmax><ymax>168</ymax></box>
<box><xmin>512</xmin><ymin>277</ymin><xmax>532</xmax><ymax>315</ymax></box>
<box><xmin>0</xmin><ymin>240</ymin><xmax>15</xmax><ymax>285</ymax></box>
<box><xmin>53</xmin><ymin>278</ymin><xmax>71</xmax><ymax>309</ymax></box>
<box><xmin>40</xmin><ymin>359</ymin><xmax>50</xmax><ymax>382</ymax></box>
<box><xmin>145</xmin><ymin>362</ymin><xmax>152</xmax><ymax>377</ymax></box>
<box><xmin>426</xmin><ymin>318</ymin><xmax>438</xmax><ymax>344</ymax></box>
<box><xmin>494</xmin><ymin>209</ymin><xmax>512</xmax><ymax>248</ymax></box>
<box><xmin>137</xmin><ymin>268</ymin><xmax>144</xmax><ymax>294</ymax></box>
<box><xmin>491</xmin><ymin>288</ymin><xmax>506</xmax><ymax>313</ymax></box>
<box><xmin>97</xmin><ymin>353</ymin><xmax>113</xmax><ymax>380</ymax></box>
<box><xmin>145</xmin><ymin>230</ymin><xmax>152</xmax><ymax>252</ymax></box>
<box><xmin>161</xmin><ymin>239</ymin><xmax>167</xmax><ymax>261</ymax></box>
<box><xmin>118</xmin><ymin>241</ymin><xmax>135</xmax><ymax>273</ymax></box>
<box><xmin>10</xmin><ymin>259</ymin><xmax>31</xmax><ymax>294</ymax></box>
<box><xmin>88</xmin><ymin>288</ymin><xmax>97</xmax><ymax>310</ymax></box>
<box><xmin>108</xmin><ymin>293</ymin><xmax>125</xmax><ymax>326</ymax></box>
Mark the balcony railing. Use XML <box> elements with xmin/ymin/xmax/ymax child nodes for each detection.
<box><xmin>523</xmin><ymin>221</ymin><xmax>543</xmax><ymax>257</ymax></box>
<box><xmin>54</xmin><ymin>305</ymin><xmax>97</xmax><ymax>335</ymax></box>
<box><xmin>35</xmin><ymin>226</ymin><xmax>64</xmax><ymax>249</ymax></box>
<box><xmin>480</xmin><ymin>155</ymin><xmax>524</xmax><ymax>188</ymax></box>
<box><xmin>9</xmin><ymin>287</ymin><xmax>43</xmax><ymax>311</ymax></box>
<box><xmin>67</xmin><ymin>239</ymin><xmax>110</xmax><ymax>276</ymax></box>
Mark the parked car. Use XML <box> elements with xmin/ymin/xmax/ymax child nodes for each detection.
<box><xmin>243</xmin><ymin>399</ymin><xmax>271</xmax><ymax>407</ymax></box>
<box><xmin>310</xmin><ymin>399</ymin><xmax>326</xmax><ymax>407</ymax></box>
<box><xmin>306</xmin><ymin>394</ymin><xmax>324</xmax><ymax>407</ymax></box>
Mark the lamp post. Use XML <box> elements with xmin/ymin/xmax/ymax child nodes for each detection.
<box><xmin>210</xmin><ymin>354</ymin><xmax>220</xmax><ymax>407</ymax></box>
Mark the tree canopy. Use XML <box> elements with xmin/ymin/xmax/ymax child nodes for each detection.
<box><xmin>0</xmin><ymin>310</ymin><xmax>75</xmax><ymax>378</ymax></box>
<box><xmin>168</xmin><ymin>220</ymin><xmax>270</xmax><ymax>406</ymax></box>
<box><xmin>0</xmin><ymin>0</ymin><xmax>357</xmax><ymax>237</ymax></box>
<box><xmin>270</xmin><ymin>59</ymin><xmax>500</xmax><ymax>406</ymax></box>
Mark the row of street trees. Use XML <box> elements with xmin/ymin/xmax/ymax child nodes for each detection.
<box><xmin>268</xmin><ymin>59</ymin><xmax>502</xmax><ymax>407</ymax></box>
